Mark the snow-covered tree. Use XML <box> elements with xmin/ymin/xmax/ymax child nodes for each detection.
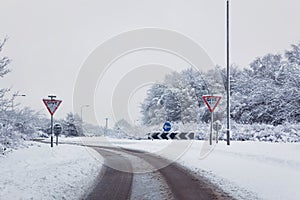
<box><xmin>230</xmin><ymin>51</ymin><xmax>300</xmax><ymax>125</ymax></box>
<box><xmin>0</xmin><ymin>38</ymin><xmax>10</xmax><ymax>77</ymax></box>
<box><xmin>141</xmin><ymin>68</ymin><xmax>220</xmax><ymax>125</ymax></box>
<box><xmin>141</xmin><ymin>84</ymin><xmax>168</xmax><ymax>125</ymax></box>
<box><xmin>285</xmin><ymin>43</ymin><xmax>300</xmax><ymax>65</ymax></box>
<box><xmin>0</xmin><ymin>38</ymin><xmax>12</xmax><ymax>112</ymax></box>
<box><xmin>61</xmin><ymin>113</ymin><xmax>83</xmax><ymax>136</ymax></box>
<box><xmin>141</xmin><ymin>43</ymin><xmax>300</xmax><ymax>127</ymax></box>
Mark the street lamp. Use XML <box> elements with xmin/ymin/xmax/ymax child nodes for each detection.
<box><xmin>12</xmin><ymin>94</ymin><xmax>26</xmax><ymax>111</ymax></box>
<box><xmin>103</xmin><ymin>117</ymin><xmax>109</xmax><ymax>136</ymax></box>
<box><xmin>105</xmin><ymin>117</ymin><xmax>108</xmax><ymax>129</ymax></box>
<box><xmin>226</xmin><ymin>0</ymin><xmax>231</xmax><ymax>145</ymax></box>
<box><xmin>80</xmin><ymin>105</ymin><xmax>90</xmax><ymax>122</ymax></box>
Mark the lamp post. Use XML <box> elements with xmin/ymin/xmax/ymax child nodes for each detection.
<box><xmin>80</xmin><ymin>105</ymin><xmax>89</xmax><ymax>136</ymax></box>
<box><xmin>80</xmin><ymin>105</ymin><xmax>90</xmax><ymax>122</ymax></box>
<box><xmin>105</xmin><ymin>117</ymin><xmax>108</xmax><ymax>136</ymax></box>
<box><xmin>226</xmin><ymin>0</ymin><xmax>231</xmax><ymax>145</ymax></box>
<box><xmin>12</xmin><ymin>94</ymin><xmax>26</xmax><ymax>111</ymax></box>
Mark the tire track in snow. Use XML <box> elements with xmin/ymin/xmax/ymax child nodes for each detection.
<box><xmin>88</xmin><ymin>146</ymin><xmax>232</xmax><ymax>200</ymax></box>
<box><xmin>85</xmin><ymin>148</ymin><xmax>133</xmax><ymax>200</ymax></box>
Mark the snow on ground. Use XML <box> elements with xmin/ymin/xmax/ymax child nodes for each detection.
<box><xmin>1</xmin><ymin>136</ymin><xmax>299</xmax><ymax>200</ymax></box>
<box><xmin>0</xmin><ymin>142</ymin><xmax>103</xmax><ymax>200</ymax></box>
<box><xmin>103</xmin><ymin>147</ymin><xmax>173</xmax><ymax>200</ymax></box>
<box><xmin>65</xmin><ymin>137</ymin><xmax>299</xmax><ymax>200</ymax></box>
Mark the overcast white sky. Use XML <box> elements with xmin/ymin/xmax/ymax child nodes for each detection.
<box><xmin>0</xmin><ymin>0</ymin><xmax>300</xmax><ymax>127</ymax></box>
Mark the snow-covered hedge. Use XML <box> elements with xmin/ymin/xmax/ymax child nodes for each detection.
<box><xmin>0</xmin><ymin>124</ymin><xmax>30</xmax><ymax>155</ymax></box>
<box><xmin>144</xmin><ymin>122</ymin><xmax>300</xmax><ymax>143</ymax></box>
<box><xmin>230</xmin><ymin>122</ymin><xmax>300</xmax><ymax>142</ymax></box>
<box><xmin>0</xmin><ymin>109</ymin><xmax>46</xmax><ymax>155</ymax></box>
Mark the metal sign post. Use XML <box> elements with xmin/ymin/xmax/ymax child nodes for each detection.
<box><xmin>51</xmin><ymin>114</ymin><xmax>53</xmax><ymax>147</ymax></box>
<box><xmin>213</xmin><ymin>120</ymin><xmax>222</xmax><ymax>144</ymax></box>
<box><xmin>210</xmin><ymin>111</ymin><xmax>213</xmax><ymax>145</ymax></box>
<box><xmin>43</xmin><ymin>95</ymin><xmax>62</xmax><ymax>147</ymax></box>
<box><xmin>202</xmin><ymin>95</ymin><xmax>222</xmax><ymax>145</ymax></box>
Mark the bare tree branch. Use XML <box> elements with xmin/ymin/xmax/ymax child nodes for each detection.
<box><xmin>0</xmin><ymin>38</ymin><xmax>10</xmax><ymax>78</ymax></box>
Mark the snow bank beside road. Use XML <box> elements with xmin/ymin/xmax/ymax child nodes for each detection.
<box><xmin>52</xmin><ymin>137</ymin><xmax>300</xmax><ymax>199</ymax></box>
<box><xmin>176</xmin><ymin>141</ymin><xmax>300</xmax><ymax>200</ymax></box>
<box><xmin>110</xmin><ymin>139</ymin><xmax>300</xmax><ymax>200</ymax></box>
<box><xmin>0</xmin><ymin>142</ymin><xmax>103</xmax><ymax>200</ymax></box>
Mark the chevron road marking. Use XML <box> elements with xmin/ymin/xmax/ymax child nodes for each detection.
<box><xmin>148</xmin><ymin>132</ymin><xmax>194</xmax><ymax>140</ymax></box>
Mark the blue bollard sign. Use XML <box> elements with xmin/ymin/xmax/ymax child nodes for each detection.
<box><xmin>163</xmin><ymin>122</ymin><xmax>171</xmax><ymax>132</ymax></box>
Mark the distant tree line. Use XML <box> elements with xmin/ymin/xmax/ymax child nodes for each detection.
<box><xmin>141</xmin><ymin>43</ymin><xmax>300</xmax><ymax>126</ymax></box>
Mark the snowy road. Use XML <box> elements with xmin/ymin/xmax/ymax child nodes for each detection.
<box><xmin>86</xmin><ymin>148</ymin><xmax>133</xmax><ymax>200</ymax></box>
<box><xmin>86</xmin><ymin>145</ymin><xmax>232</xmax><ymax>200</ymax></box>
<box><xmin>64</xmin><ymin>137</ymin><xmax>300</xmax><ymax>200</ymax></box>
<box><xmin>2</xmin><ymin>138</ymin><xmax>298</xmax><ymax>199</ymax></box>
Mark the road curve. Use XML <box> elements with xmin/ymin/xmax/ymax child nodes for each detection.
<box><xmin>85</xmin><ymin>148</ymin><xmax>133</xmax><ymax>200</ymax></box>
<box><xmin>87</xmin><ymin>146</ymin><xmax>232</xmax><ymax>200</ymax></box>
<box><xmin>121</xmin><ymin>147</ymin><xmax>229</xmax><ymax>200</ymax></box>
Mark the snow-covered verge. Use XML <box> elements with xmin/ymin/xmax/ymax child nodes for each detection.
<box><xmin>0</xmin><ymin>125</ymin><xmax>41</xmax><ymax>155</ymax></box>
<box><xmin>107</xmin><ymin>139</ymin><xmax>300</xmax><ymax>200</ymax></box>
<box><xmin>0</xmin><ymin>142</ymin><xmax>103</xmax><ymax>200</ymax></box>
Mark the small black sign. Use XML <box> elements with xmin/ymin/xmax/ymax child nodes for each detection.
<box><xmin>53</xmin><ymin>124</ymin><xmax>62</xmax><ymax>136</ymax></box>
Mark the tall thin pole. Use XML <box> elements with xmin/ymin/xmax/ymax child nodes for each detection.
<box><xmin>56</xmin><ymin>127</ymin><xmax>58</xmax><ymax>146</ymax></box>
<box><xmin>80</xmin><ymin>105</ymin><xmax>90</xmax><ymax>122</ymax></box>
<box><xmin>105</xmin><ymin>118</ymin><xmax>108</xmax><ymax>136</ymax></box>
<box><xmin>226</xmin><ymin>0</ymin><xmax>230</xmax><ymax>145</ymax></box>
<box><xmin>51</xmin><ymin>114</ymin><xmax>53</xmax><ymax>147</ymax></box>
<box><xmin>210</xmin><ymin>112</ymin><xmax>213</xmax><ymax>145</ymax></box>
<box><xmin>80</xmin><ymin>105</ymin><xmax>89</xmax><ymax>136</ymax></box>
<box><xmin>48</xmin><ymin>95</ymin><xmax>56</xmax><ymax>148</ymax></box>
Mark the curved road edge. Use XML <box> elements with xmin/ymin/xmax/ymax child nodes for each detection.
<box><xmin>87</xmin><ymin>145</ymin><xmax>234</xmax><ymax>200</ymax></box>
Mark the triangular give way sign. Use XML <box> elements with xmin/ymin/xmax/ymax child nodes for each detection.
<box><xmin>202</xmin><ymin>95</ymin><xmax>222</xmax><ymax>113</ymax></box>
<box><xmin>43</xmin><ymin>99</ymin><xmax>62</xmax><ymax>115</ymax></box>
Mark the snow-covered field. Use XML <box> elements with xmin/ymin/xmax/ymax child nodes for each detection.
<box><xmin>1</xmin><ymin>137</ymin><xmax>299</xmax><ymax>200</ymax></box>
<box><xmin>0</xmin><ymin>142</ymin><xmax>103</xmax><ymax>200</ymax></box>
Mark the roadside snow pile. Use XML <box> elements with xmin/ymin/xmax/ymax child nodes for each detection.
<box><xmin>0</xmin><ymin>142</ymin><xmax>103</xmax><ymax>200</ymax></box>
<box><xmin>176</xmin><ymin>141</ymin><xmax>300</xmax><ymax>200</ymax></box>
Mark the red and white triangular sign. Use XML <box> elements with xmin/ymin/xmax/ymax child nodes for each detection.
<box><xmin>202</xmin><ymin>96</ymin><xmax>222</xmax><ymax>113</ymax></box>
<box><xmin>43</xmin><ymin>99</ymin><xmax>62</xmax><ymax>115</ymax></box>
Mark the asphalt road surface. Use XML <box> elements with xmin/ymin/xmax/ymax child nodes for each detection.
<box><xmin>86</xmin><ymin>146</ymin><xmax>232</xmax><ymax>200</ymax></box>
<box><xmin>86</xmin><ymin>148</ymin><xmax>133</xmax><ymax>200</ymax></box>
